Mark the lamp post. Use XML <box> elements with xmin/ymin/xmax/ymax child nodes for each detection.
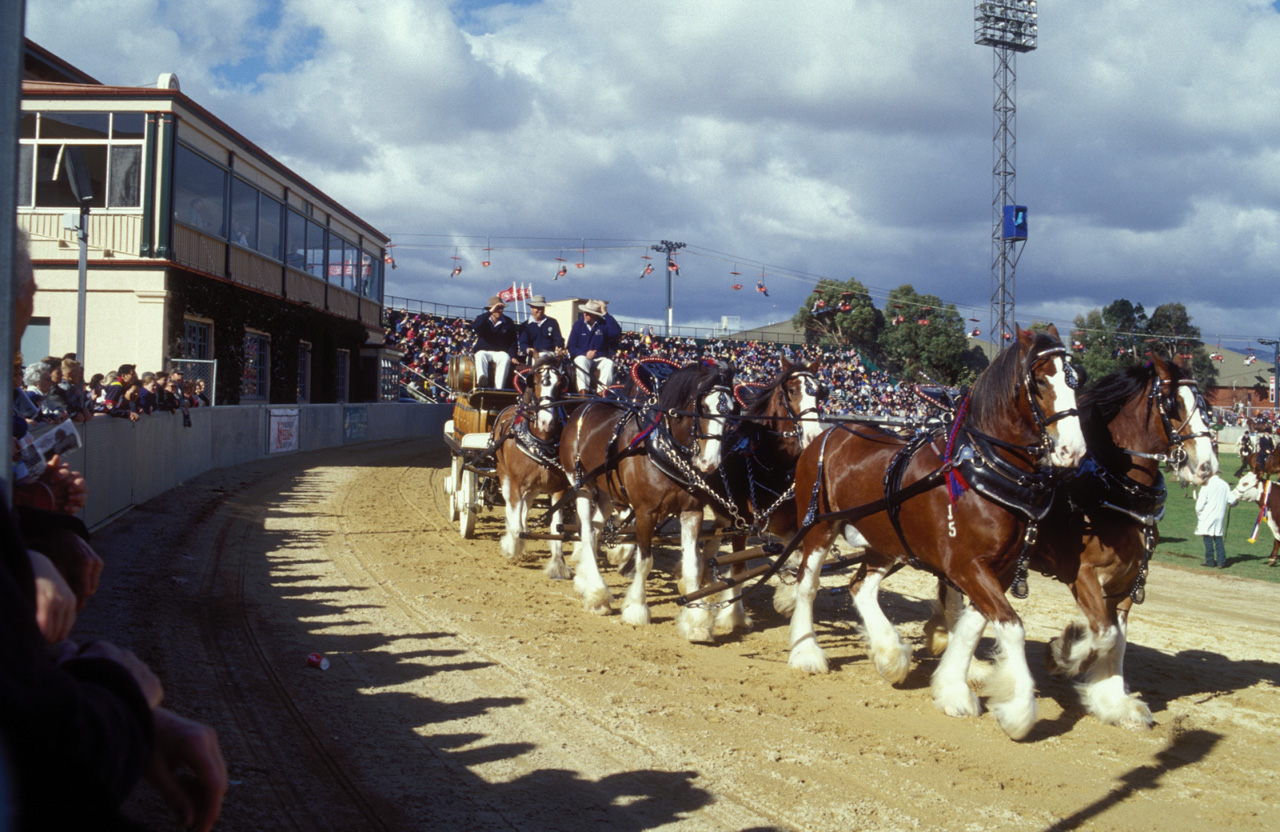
<box><xmin>651</xmin><ymin>240</ymin><xmax>685</xmax><ymax>337</ymax></box>
<box><xmin>1261</xmin><ymin>338</ymin><xmax>1280</xmax><ymax>411</ymax></box>
<box><xmin>975</xmin><ymin>0</ymin><xmax>1038</xmax><ymax>346</ymax></box>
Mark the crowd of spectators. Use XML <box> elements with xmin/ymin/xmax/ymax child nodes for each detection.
<box><xmin>6</xmin><ymin>228</ymin><xmax>226</xmax><ymax>830</ymax></box>
<box><xmin>18</xmin><ymin>355</ymin><xmax>210</xmax><ymax>428</ymax></box>
<box><xmin>383</xmin><ymin>307</ymin><xmax>931</xmax><ymax>419</ymax></box>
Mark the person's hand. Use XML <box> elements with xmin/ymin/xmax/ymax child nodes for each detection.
<box><xmin>75</xmin><ymin>641</ymin><xmax>163</xmax><ymax>708</ymax></box>
<box><xmin>29</xmin><ymin>550</ymin><xmax>76</xmax><ymax>642</ymax></box>
<box><xmin>34</xmin><ymin>529</ymin><xmax>103</xmax><ymax>610</ymax></box>
<box><xmin>38</xmin><ymin>453</ymin><xmax>88</xmax><ymax>513</ymax></box>
<box><xmin>586</xmin><ymin>350</ymin><xmax>597</xmax><ymax>360</ymax></box>
<box><xmin>147</xmin><ymin>707</ymin><xmax>227</xmax><ymax>832</ymax></box>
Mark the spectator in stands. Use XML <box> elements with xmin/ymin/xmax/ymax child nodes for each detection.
<box><xmin>138</xmin><ymin>371</ymin><xmax>158</xmax><ymax>414</ymax></box>
<box><xmin>568</xmin><ymin>300</ymin><xmax>621</xmax><ymax>392</ymax></box>
<box><xmin>518</xmin><ymin>294</ymin><xmax>565</xmax><ymax>360</ymax></box>
<box><xmin>103</xmin><ymin>364</ymin><xmax>141</xmax><ymax>422</ymax></box>
<box><xmin>192</xmin><ymin>378</ymin><xmax>210</xmax><ymax>407</ymax></box>
<box><xmin>471</xmin><ymin>295</ymin><xmax>518</xmax><ymax>389</ymax></box>
<box><xmin>58</xmin><ymin>358</ymin><xmax>92</xmax><ymax>422</ymax></box>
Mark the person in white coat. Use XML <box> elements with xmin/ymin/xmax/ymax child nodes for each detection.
<box><xmin>1194</xmin><ymin>473</ymin><xmax>1238</xmax><ymax>568</ymax></box>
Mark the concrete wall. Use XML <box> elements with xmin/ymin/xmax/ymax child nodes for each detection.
<box><xmin>51</xmin><ymin>403</ymin><xmax>450</xmax><ymax>529</ymax></box>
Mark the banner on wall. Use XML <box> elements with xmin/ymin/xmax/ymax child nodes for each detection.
<box><xmin>268</xmin><ymin>408</ymin><xmax>300</xmax><ymax>454</ymax></box>
<box><xmin>343</xmin><ymin>405</ymin><xmax>369</xmax><ymax>443</ymax></box>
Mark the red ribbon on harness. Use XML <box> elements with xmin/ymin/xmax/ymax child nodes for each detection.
<box><xmin>945</xmin><ymin>395</ymin><xmax>971</xmax><ymax>505</ymax></box>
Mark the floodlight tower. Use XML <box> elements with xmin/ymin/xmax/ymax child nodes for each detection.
<box><xmin>975</xmin><ymin>1</ymin><xmax>1037</xmax><ymax>345</ymax></box>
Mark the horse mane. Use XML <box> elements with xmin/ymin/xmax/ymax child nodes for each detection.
<box><xmin>657</xmin><ymin>362</ymin><xmax>732</xmax><ymax>411</ymax></box>
<box><xmin>1078</xmin><ymin>361</ymin><xmax>1182</xmax><ymax>429</ymax></box>
<box><xmin>966</xmin><ymin>330</ymin><xmax>1062</xmax><ymax>435</ymax></box>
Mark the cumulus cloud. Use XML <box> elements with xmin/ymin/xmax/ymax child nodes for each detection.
<box><xmin>23</xmin><ymin>0</ymin><xmax>1280</xmax><ymax>343</ymax></box>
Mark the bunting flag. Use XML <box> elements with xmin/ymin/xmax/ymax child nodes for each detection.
<box><xmin>667</xmin><ymin>258</ymin><xmax>680</xmax><ymax>276</ymax></box>
<box><xmin>756</xmin><ymin>280</ymin><xmax>769</xmax><ymax>297</ymax></box>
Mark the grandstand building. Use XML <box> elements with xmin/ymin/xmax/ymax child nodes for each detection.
<box><xmin>17</xmin><ymin>40</ymin><xmax>398</xmax><ymax>405</ymax></box>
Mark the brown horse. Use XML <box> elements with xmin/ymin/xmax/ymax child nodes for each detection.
<box><xmin>557</xmin><ymin>362</ymin><xmax>737</xmax><ymax>642</ymax></box>
<box><xmin>783</xmin><ymin>326</ymin><xmax>1086</xmax><ymax>740</ymax></box>
<box><xmin>925</xmin><ymin>355</ymin><xmax>1217</xmax><ymax>730</ymax></box>
<box><xmin>1232</xmin><ymin>472</ymin><xmax>1280</xmax><ymax>566</ymax></box>
<box><xmin>492</xmin><ymin>355</ymin><xmax>574</xmax><ymax>579</ymax></box>
<box><xmin>692</xmin><ymin>360</ymin><xmax>829</xmax><ymax>633</ymax></box>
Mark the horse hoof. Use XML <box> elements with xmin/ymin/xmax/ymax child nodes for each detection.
<box><xmin>788</xmin><ymin>643</ymin><xmax>829</xmax><ymax>674</ymax></box>
<box><xmin>685</xmin><ymin>627</ymin><xmax>715</xmax><ymax>644</ymax></box>
<box><xmin>585</xmin><ymin>599</ymin><xmax>613</xmax><ymax>616</ymax></box>
<box><xmin>621</xmin><ymin>605</ymin><xmax>651</xmax><ymax>626</ymax></box>
<box><xmin>923</xmin><ymin>613</ymin><xmax>949</xmax><ymax>656</ymax></box>
<box><xmin>933</xmin><ymin>686</ymin><xmax>981</xmax><ymax>718</ymax></box>
<box><xmin>873</xmin><ymin>642</ymin><xmax>912</xmax><ymax>685</ymax></box>
<box><xmin>992</xmin><ymin>699</ymin><xmax>1038</xmax><ymax>741</ymax></box>
<box><xmin>545</xmin><ymin>563</ymin><xmax>573</xmax><ymax>581</ymax></box>
<box><xmin>715</xmin><ymin>609</ymin><xmax>751</xmax><ymax>634</ymax></box>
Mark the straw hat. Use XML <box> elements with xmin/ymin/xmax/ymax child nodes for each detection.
<box><xmin>528</xmin><ymin>295</ymin><xmax>548</xmax><ymax>307</ymax></box>
<box><xmin>581</xmin><ymin>300</ymin><xmax>607</xmax><ymax>317</ymax></box>
<box><xmin>487</xmin><ymin>295</ymin><xmax>505</xmax><ymax>310</ymax></box>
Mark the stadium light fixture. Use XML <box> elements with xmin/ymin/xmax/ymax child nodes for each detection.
<box><xmin>975</xmin><ymin>0</ymin><xmax>1038</xmax><ymax>53</ymax></box>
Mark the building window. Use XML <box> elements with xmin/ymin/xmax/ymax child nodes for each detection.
<box><xmin>336</xmin><ymin>349</ymin><xmax>349</xmax><ymax>403</ymax></box>
<box><xmin>305</xmin><ymin>217</ymin><xmax>327</xmax><ymax>280</ymax></box>
<box><xmin>229</xmin><ymin>177</ymin><xmax>258</xmax><ymax>249</ymax></box>
<box><xmin>241</xmin><ymin>331</ymin><xmax>270</xmax><ymax>400</ymax></box>
<box><xmin>16</xmin><ymin>112</ymin><xmax>144</xmax><ymax>210</ymax></box>
<box><xmin>258</xmin><ymin>193</ymin><xmax>283</xmax><ymax>260</ymax></box>
<box><xmin>297</xmin><ymin>342</ymin><xmax>311</xmax><ymax>403</ymax></box>
<box><xmin>174</xmin><ymin>144</ymin><xmax>226</xmax><ymax>236</ymax></box>
<box><xmin>182</xmin><ymin>320</ymin><xmax>211</xmax><ymax>360</ymax></box>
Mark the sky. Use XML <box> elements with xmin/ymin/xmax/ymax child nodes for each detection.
<box><xmin>23</xmin><ymin>0</ymin><xmax>1280</xmax><ymax>351</ymax></box>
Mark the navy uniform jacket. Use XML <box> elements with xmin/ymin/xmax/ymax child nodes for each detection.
<box><xmin>567</xmin><ymin>314</ymin><xmax>622</xmax><ymax>359</ymax></box>
<box><xmin>519</xmin><ymin>316</ymin><xmax>564</xmax><ymax>353</ymax></box>
<box><xmin>470</xmin><ymin>312</ymin><xmax>518</xmax><ymax>357</ymax></box>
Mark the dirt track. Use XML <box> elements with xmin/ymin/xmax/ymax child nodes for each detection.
<box><xmin>78</xmin><ymin>439</ymin><xmax>1280</xmax><ymax>831</ymax></box>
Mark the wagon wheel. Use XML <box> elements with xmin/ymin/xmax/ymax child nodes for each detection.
<box><xmin>447</xmin><ymin>454</ymin><xmax>462</xmax><ymax>521</ymax></box>
<box><xmin>458</xmin><ymin>468</ymin><xmax>478</xmax><ymax>538</ymax></box>
<box><xmin>444</xmin><ymin>453</ymin><xmax>461</xmax><ymax>497</ymax></box>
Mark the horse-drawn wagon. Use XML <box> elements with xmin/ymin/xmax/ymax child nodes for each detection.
<box><xmin>441</xmin><ymin>355</ymin><xmax>519</xmax><ymax>538</ymax></box>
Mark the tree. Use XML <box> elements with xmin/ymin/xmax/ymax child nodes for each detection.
<box><xmin>792</xmin><ymin>277</ymin><xmax>883</xmax><ymax>349</ymax></box>
<box><xmin>1071</xmin><ymin>309</ymin><xmax>1127</xmax><ymax>382</ymax></box>
<box><xmin>877</xmin><ymin>285</ymin><xmax>970</xmax><ymax>385</ymax></box>
<box><xmin>1145</xmin><ymin>302</ymin><xmax>1217</xmax><ymax>391</ymax></box>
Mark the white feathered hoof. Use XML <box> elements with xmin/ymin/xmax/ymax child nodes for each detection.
<box><xmin>582</xmin><ymin>587</ymin><xmax>613</xmax><ymax>616</ymax></box>
<box><xmin>932</xmin><ymin>680</ymin><xmax>981</xmax><ymax>718</ymax></box>
<box><xmin>872</xmin><ymin>639</ymin><xmax>913</xmax><ymax>685</ymax></box>
<box><xmin>1045</xmin><ymin>621</ymin><xmax>1093</xmax><ymax>677</ymax></box>
<box><xmin>621</xmin><ymin>602</ymin><xmax>651</xmax><ymax>626</ymax></box>
<box><xmin>677</xmin><ymin>608</ymin><xmax>715</xmax><ymax>644</ymax></box>
<box><xmin>500</xmin><ymin>533</ymin><xmax>523</xmax><ymax>561</ymax></box>
<box><xmin>788</xmin><ymin>638</ymin><xmax>830</xmax><ymax>674</ymax></box>
<box><xmin>715</xmin><ymin>604</ymin><xmax>752</xmax><ymax>634</ymax></box>
<box><xmin>544</xmin><ymin>557</ymin><xmax>573</xmax><ymax>581</ymax></box>
<box><xmin>772</xmin><ymin>583</ymin><xmax>798</xmax><ymax>616</ymax></box>
<box><xmin>1080</xmin><ymin>681</ymin><xmax>1155</xmax><ymax>730</ymax></box>
<box><xmin>991</xmin><ymin>696</ymin><xmax>1038</xmax><ymax>741</ymax></box>
<box><xmin>923</xmin><ymin>611</ymin><xmax>950</xmax><ymax>656</ymax></box>
<box><xmin>605</xmin><ymin>543</ymin><xmax>634</xmax><ymax>567</ymax></box>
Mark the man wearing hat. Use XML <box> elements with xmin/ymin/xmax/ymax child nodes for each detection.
<box><xmin>471</xmin><ymin>295</ymin><xmax>518</xmax><ymax>389</ymax></box>
<box><xmin>518</xmin><ymin>295</ymin><xmax>565</xmax><ymax>360</ymax></box>
<box><xmin>567</xmin><ymin>299</ymin><xmax>621</xmax><ymax>392</ymax></box>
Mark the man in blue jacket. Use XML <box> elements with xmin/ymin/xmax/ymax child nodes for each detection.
<box><xmin>567</xmin><ymin>300</ymin><xmax>621</xmax><ymax>393</ymax></box>
<box><xmin>470</xmin><ymin>295</ymin><xmax>518</xmax><ymax>389</ymax></box>
<box><xmin>518</xmin><ymin>295</ymin><xmax>564</xmax><ymax>360</ymax></box>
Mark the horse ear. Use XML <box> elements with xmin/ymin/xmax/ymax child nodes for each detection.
<box><xmin>780</xmin><ymin>357</ymin><xmax>793</xmax><ymax>372</ymax></box>
<box><xmin>1150</xmin><ymin>352</ymin><xmax>1170</xmax><ymax>375</ymax></box>
<box><xmin>1045</xmin><ymin>322</ymin><xmax>1061</xmax><ymax>341</ymax></box>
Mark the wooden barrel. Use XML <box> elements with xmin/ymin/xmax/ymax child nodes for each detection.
<box><xmin>447</xmin><ymin>354</ymin><xmax>475</xmax><ymax>394</ymax></box>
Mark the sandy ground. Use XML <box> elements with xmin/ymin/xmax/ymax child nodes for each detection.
<box><xmin>78</xmin><ymin>439</ymin><xmax>1280</xmax><ymax>831</ymax></box>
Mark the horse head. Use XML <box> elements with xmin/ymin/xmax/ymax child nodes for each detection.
<box><xmin>527</xmin><ymin>353</ymin><xmax>568</xmax><ymax>434</ymax></box>
<box><xmin>776</xmin><ymin>358</ymin><xmax>828</xmax><ymax>450</ymax></box>
<box><xmin>659</xmin><ymin>362</ymin><xmax>738</xmax><ymax>474</ymax></box>
<box><xmin>970</xmin><ymin>324</ymin><xmax>1086</xmax><ymax>468</ymax></box>
<box><xmin>1150</xmin><ymin>354</ymin><xmax>1218</xmax><ymax>486</ymax></box>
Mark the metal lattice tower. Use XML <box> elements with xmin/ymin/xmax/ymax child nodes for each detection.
<box><xmin>976</xmin><ymin>1</ymin><xmax>1037</xmax><ymax>346</ymax></box>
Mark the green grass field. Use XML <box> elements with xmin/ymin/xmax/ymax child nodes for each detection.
<box><xmin>1151</xmin><ymin>452</ymin><xmax>1279</xmax><ymax>583</ymax></box>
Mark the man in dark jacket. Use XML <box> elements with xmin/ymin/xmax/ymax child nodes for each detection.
<box><xmin>518</xmin><ymin>295</ymin><xmax>564</xmax><ymax>360</ymax></box>
<box><xmin>470</xmin><ymin>295</ymin><xmax>518</xmax><ymax>389</ymax></box>
<box><xmin>567</xmin><ymin>299</ymin><xmax>621</xmax><ymax>393</ymax></box>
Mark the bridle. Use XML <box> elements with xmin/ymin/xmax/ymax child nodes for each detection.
<box><xmin>781</xmin><ymin>371</ymin><xmax>828</xmax><ymax>439</ymax></box>
<box><xmin>1143</xmin><ymin>375</ymin><xmax>1213</xmax><ymax>467</ymax></box>
<box><xmin>1020</xmin><ymin>344</ymin><xmax>1082</xmax><ymax>461</ymax></box>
